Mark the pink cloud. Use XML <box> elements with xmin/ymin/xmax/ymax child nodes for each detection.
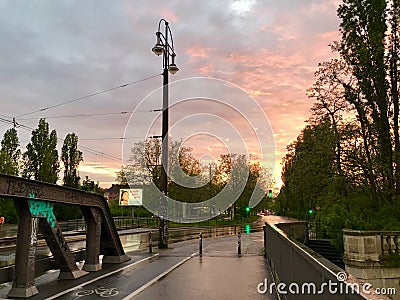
<box><xmin>157</xmin><ymin>10</ymin><xmax>179</xmax><ymax>23</ymax></box>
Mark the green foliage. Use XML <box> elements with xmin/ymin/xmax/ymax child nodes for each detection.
<box><xmin>315</xmin><ymin>203</ymin><xmax>363</xmax><ymax>249</ymax></box>
<box><xmin>125</xmin><ymin>139</ymin><xmax>271</xmax><ymax>220</ymax></box>
<box><xmin>81</xmin><ymin>176</ymin><xmax>103</xmax><ymax>194</ymax></box>
<box><xmin>280</xmin><ymin>0</ymin><xmax>400</xmax><ymax>245</ymax></box>
<box><xmin>0</xmin><ymin>198</ymin><xmax>17</xmax><ymax>224</ymax></box>
<box><xmin>23</xmin><ymin>119</ymin><xmax>59</xmax><ymax>183</ymax></box>
<box><xmin>0</xmin><ymin>128</ymin><xmax>20</xmax><ymax>175</ymax></box>
<box><xmin>116</xmin><ymin>167</ymin><xmax>128</xmax><ymax>185</ymax></box>
<box><xmin>61</xmin><ymin>133</ymin><xmax>83</xmax><ymax>188</ymax></box>
<box><xmin>108</xmin><ymin>198</ymin><xmax>153</xmax><ymax>217</ymax></box>
<box><xmin>381</xmin><ymin>252</ymin><xmax>400</xmax><ymax>267</ymax></box>
<box><xmin>280</xmin><ymin>120</ymin><xmax>338</xmax><ymax>219</ymax></box>
<box><xmin>53</xmin><ymin>203</ymin><xmax>82</xmax><ymax>221</ymax></box>
<box><xmin>372</xmin><ymin>205</ymin><xmax>400</xmax><ymax>231</ymax></box>
<box><xmin>0</xmin><ymin>151</ymin><xmax>17</xmax><ymax>175</ymax></box>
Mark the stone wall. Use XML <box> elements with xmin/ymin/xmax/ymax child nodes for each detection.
<box><xmin>344</xmin><ymin>229</ymin><xmax>400</xmax><ymax>300</ymax></box>
<box><xmin>276</xmin><ymin>221</ymin><xmax>308</xmax><ymax>242</ymax></box>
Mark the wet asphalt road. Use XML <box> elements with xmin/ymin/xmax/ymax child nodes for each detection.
<box><xmin>54</xmin><ymin>232</ymin><xmax>275</xmax><ymax>300</ymax></box>
<box><xmin>133</xmin><ymin>232</ymin><xmax>277</xmax><ymax>300</ymax></box>
<box><xmin>0</xmin><ymin>219</ymin><xmax>285</xmax><ymax>299</ymax></box>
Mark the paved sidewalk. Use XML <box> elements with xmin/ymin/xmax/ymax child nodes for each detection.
<box><xmin>132</xmin><ymin>231</ymin><xmax>277</xmax><ymax>300</ymax></box>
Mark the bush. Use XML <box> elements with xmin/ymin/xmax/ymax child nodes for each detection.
<box><xmin>0</xmin><ymin>198</ymin><xmax>17</xmax><ymax>224</ymax></box>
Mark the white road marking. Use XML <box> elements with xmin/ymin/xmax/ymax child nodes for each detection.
<box><xmin>46</xmin><ymin>254</ymin><xmax>160</xmax><ymax>300</ymax></box>
<box><xmin>121</xmin><ymin>252</ymin><xmax>196</xmax><ymax>300</ymax></box>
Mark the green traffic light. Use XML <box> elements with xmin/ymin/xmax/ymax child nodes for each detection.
<box><xmin>246</xmin><ymin>207</ymin><xmax>250</xmax><ymax>212</ymax></box>
<box><xmin>245</xmin><ymin>224</ymin><xmax>251</xmax><ymax>234</ymax></box>
<box><xmin>308</xmin><ymin>209</ymin><xmax>313</xmax><ymax>214</ymax></box>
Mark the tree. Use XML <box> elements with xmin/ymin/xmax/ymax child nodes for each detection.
<box><xmin>128</xmin><ymin>138</ymin><xmax>162</xmax><ymax>186</ymax></box>
<box><xmin>280</xmin><ymin>120</ymin><xmax>338</xmax><ymax>219</ymax></box>
<box><xmin>280</xmin><ymin>0</ymin><xmax>400</xmax><ymax>234</ymax></box>
<box><xmin>0</xmin><ymin>128</ymin><xmax>20</xmax><ymax>224</ymax></box>
<box><xmin>22</xmin><ymin>118</ymin><xmax>59</xmax><ymax>183</ymax></box>
<box><xmin>126</xmin><ymin>138</ymin><xmax>202</xmax><ymax>196</ymax></box>
<box><xmin>125</xmin><ymin>139</ymin><xmax>270</xmax><ymax>219</ymax></box>
<box><xmin>214</xmin><ymin>153</ymin><xmax>269</xmax><ymax>219</ymax></box>
<box><xmin>307</xmin><ymin>59</ymin><xmax>351</xmax><ymax>175</ymax></box>
<box><xmin>337</xmin><ymin>0</ymin><xmax>396</xmax><ymax>202</ymax></box>
<box><xmin>0</xmin><ymin>128</ymin><xmax>20</xmax><ymax>175</ymax></box>
<box><xmin>116</xmin><ymin>166</ymin><xmax>128</xmax><ymax>185</ymax></box>
<box><xmin>61</xmin><ymin>133</ymin><xmax>83</xmax><ymax>188</ymax></box>
<box><xmin>81</xmin><ymin>175</ymin><xmax>103</xmax><ymax>194</ymax></box>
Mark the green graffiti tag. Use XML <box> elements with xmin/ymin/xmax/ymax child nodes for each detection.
<box><xmin>28</xmin><ymin>199</ymin><xmax>57</xmax><ymax>228</ymax></box>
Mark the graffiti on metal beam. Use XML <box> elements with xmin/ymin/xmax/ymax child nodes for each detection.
<box><xmin>56</xmin><ymin>228</ymin><xmax>68</xmax><ymax>251</ymax></box>
<box><xmin>6</xmin><ymin>179</ymin><xmax>44</xmax><ymax>198</ymax></box>
<box><xmin>29</xmin><ymin>218</ymin><xmax>38</xmax><ymax>271</ymax></box>
<box><xmin>29</xmin><ymin>198</ymin><xmax>57</xmax><ymax>228</ymax></box>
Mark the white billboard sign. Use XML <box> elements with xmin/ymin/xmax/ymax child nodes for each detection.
<box><xmin>119</xmin><ymin>189</ymin><xmax>143</xmax><ymax>206</ymax></box>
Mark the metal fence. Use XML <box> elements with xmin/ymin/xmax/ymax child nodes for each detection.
<box><xmin>263</xmin><ymin>223</ymin><xmax>369</xmax><ymax>300</ymax></box>
<box><xmin>57</xmin><ymin>217</ymin><xmax>159</xmax><ymax>232</ymax></box>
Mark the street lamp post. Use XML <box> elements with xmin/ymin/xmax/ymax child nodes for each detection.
<box><xmin>151</xmin><ymin>19</ymin><xmax>179</xmax><ymax>249</ymax></box>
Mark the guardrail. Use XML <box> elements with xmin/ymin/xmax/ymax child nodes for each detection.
<box><xmin>263</xmin><ymin>222</ymin><xmax>372</xmax><ymax>300</ymax></box>
<box><xmin>57</xmin><ymin>217</ymin><xmax>159</xmax><ymax>232</ymax></box>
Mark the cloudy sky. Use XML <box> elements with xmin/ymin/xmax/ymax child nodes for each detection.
<box><xmin>0</xmin><ymin>0</ymin><xmax>341</xmax><ymax>188</ymax></box>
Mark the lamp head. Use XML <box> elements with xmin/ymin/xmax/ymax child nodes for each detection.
<box><xmin>168</xmin><ymin>63</ymin><xmax>179</xmax><ymax>74</ymax></box>
<box><xmin>152</xmin><ymin>32</ymin><xmax>164</xmax><ymax>56</ymax></box>
<box><xmin>168</xmin><ymin>53</ymin><xmax>179</xmax><ymax>74</ymax></box>
<box><xmin>152</xmin><ymin>44</ymin><xmax>163</xmax><ymax>56</ymax></box>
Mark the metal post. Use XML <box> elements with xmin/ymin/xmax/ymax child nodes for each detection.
<box><xmin>263</xmin><ymin>223</ymin><xmax>267</xmax><ymax>258</ymax></box>
<box><xmin>152</xmin><ymin>19</ymin><xmax>178</xmax><ymax>249</ymax></box>
<box><xmin>159</xmin><ymin>22</ymin><xmax>170</xmax><ymax>249</ymax></box>
<box><xmin>238</xmin><ymin>231</ymin><xmax>241</xmax><ymax>257</ymax></box>
<box><xmin>149</xmin><ymin>231</ymin><xmax>152</xmax><ymax>254</ymax></box>
<box><xmin>199</xmin><ymin>232</ymin><xmax>203</xmax><ymax>256</ymax></box>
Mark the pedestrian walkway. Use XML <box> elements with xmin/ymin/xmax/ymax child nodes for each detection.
<box><xmin>0</xmin><ymin>230</ymin><xmax>277</xmax><ymax>299</ymax></box>
<box><xmin>133</xmin><ymin>231</ymin><xmax>277</xmax><ymax>300</ymax></box>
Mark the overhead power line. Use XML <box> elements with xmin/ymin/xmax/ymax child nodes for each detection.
<box><xmin>0</xmin><ymin>117</ymin><xmax>14</xmax><ymax>126</ymax></box>
<box><xmin>15</xmin><ymin>73</ymin><xmax>161</xmax><ymax>118</ymax></box>
<box><xmin>17</xmin><ymin>110</ymin><xmax>157</xmax><ymax>120</ymax></box>
<box><xmin>78</xmin><ymin>136</ymin><xmax>147</xmax><ymax>141</ymax></box>
<box><xmin>11</xmin><ymin>121</ymin><xmax>124</xmax><ymax>163</ymax></box>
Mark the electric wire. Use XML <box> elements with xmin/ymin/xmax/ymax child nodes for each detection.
<box><xmin>0</xmin><ymin>118</ymin><xmax>14</xmax><ymax>126</ymax></box>
<box><xmin>2</xmin><ymin>73</ymin><xmax>163</xmax><ymax>164</ymax></box>
<box><xmin>12</xmin><ymin>121</ymin><xmax>124</xmax><ymax>163</ymax></box>
<box><xmin>15</xmin><ymin>73</ymin><xmax>161</xmax><ymax>118</ymax></box>
<box><xmin>78</xmin><ymin>136</ymin><xmax>147</xmax><ymax>141</ymax></box>
<box><xmin>17</xmin><ymin>110</ymin><xmax>158</xmax><ymax>120</ymax></box>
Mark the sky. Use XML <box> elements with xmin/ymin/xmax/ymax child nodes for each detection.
<box><xmin>0</xmin><ymin>0</ymin><xmax>342</xmax><ymax>189</ymax></box>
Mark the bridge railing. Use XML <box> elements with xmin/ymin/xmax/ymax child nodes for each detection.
<box><xmin>381</xmin><ymin>232</ymin><xmax>400</xmax><ymax>255</ymax></box>
<box><xmin>263</xmin><ymin>222</ymin><xmax>373</xmax><ymax>300</ymax></box>
<box><xmin>57</xmin><ymin>217</ymin><xmax>160</xmax><ymax>232</ymax></box>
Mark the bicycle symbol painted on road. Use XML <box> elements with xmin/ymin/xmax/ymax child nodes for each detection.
<box><xmin>74</xmin><ymin>287</ymin><xmax>119</xmax><ymax>298</ymax></box>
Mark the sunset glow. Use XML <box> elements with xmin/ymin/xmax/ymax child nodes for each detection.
<box><xmin>0</xmin><ymin>0</ymin><xmax>341</xmax><ymax>188</ymax></box>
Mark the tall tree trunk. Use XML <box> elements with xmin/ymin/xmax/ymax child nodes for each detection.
<box><xmin>391</xmin><ymin>0</ymin><xmax>400</xmax><ymax>198</ymax></box>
